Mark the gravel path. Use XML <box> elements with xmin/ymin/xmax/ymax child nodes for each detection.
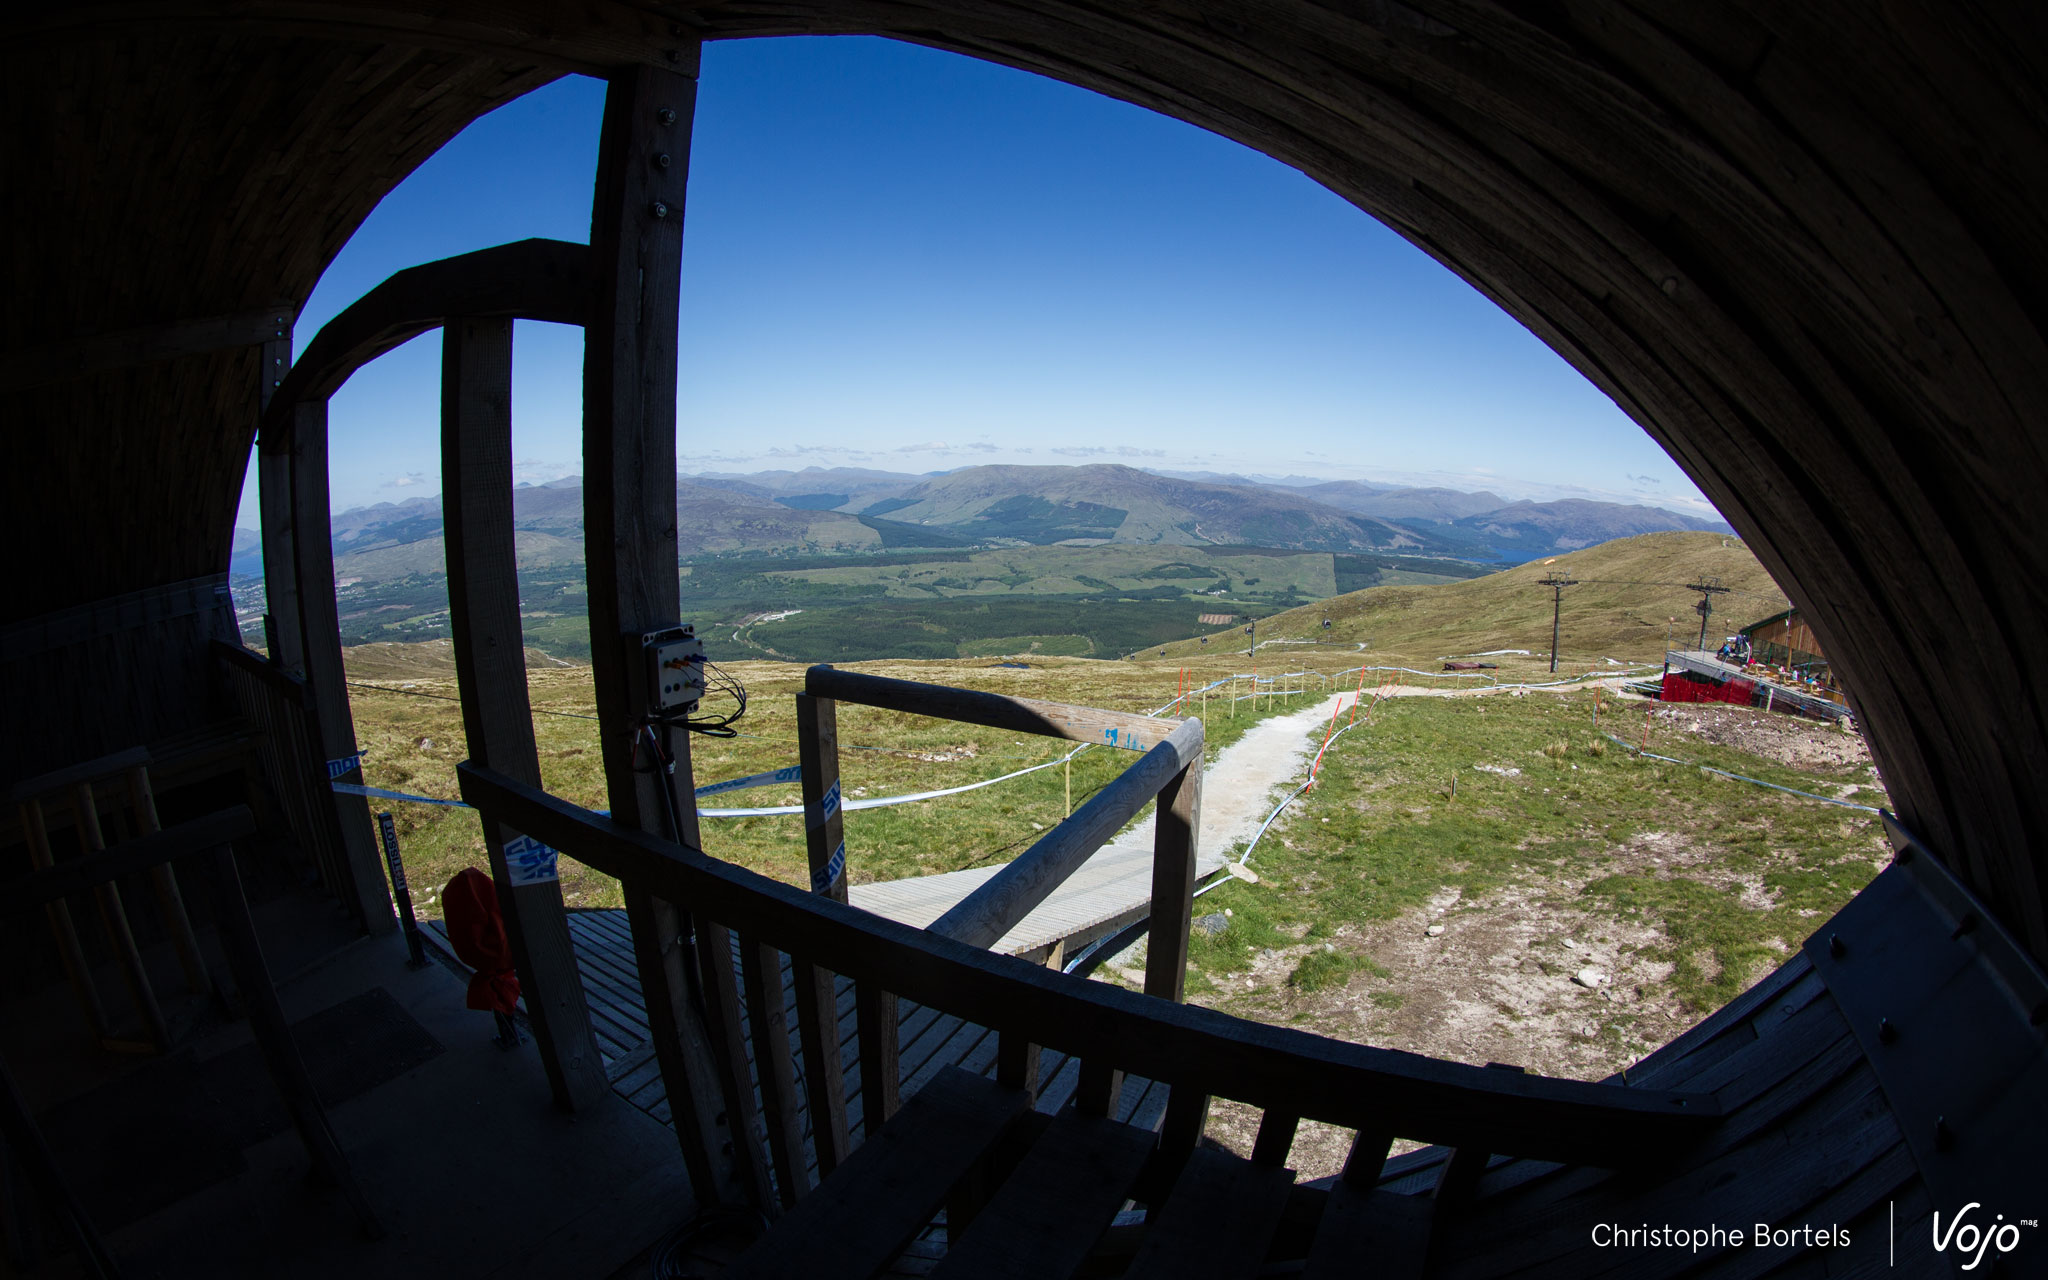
<box><xmin>1195</xmin><ymin>693</ymin><xmax>1353</xmax><ymax>859</ymax></box>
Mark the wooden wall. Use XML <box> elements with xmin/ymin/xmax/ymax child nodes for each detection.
<box><xmin>0</xmin><ymin>576</ymin><xmax>242</xmax><ymax>784</ymax></box>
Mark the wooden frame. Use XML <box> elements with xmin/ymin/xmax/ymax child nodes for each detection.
<box><xmin>441</xmin><ymin>315</ymin><xmax>607</xmax><ymax>1110</ymax></box>
<box><xmin>456</xmin><ymin>758</ymin><xmax>1721</xmax><ymax>1169</ymax></box>
<box><xmin>799</xmin><ymin>668</ymin><xmax>1204</xmax><ymax>1002</ymax></box>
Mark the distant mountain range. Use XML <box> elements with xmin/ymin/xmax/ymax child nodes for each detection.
<box><xmin>230</xmin><ymin>463</ymin><xmax>1729</xmax><ymax>579</ymax></box>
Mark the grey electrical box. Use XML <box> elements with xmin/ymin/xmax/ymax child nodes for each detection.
<box><xmin>642</xmin><ymin>625</ymin><xmax>706</xmax><ymax>711</ymax></box>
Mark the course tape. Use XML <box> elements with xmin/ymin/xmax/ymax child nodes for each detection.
<box><xmin>694</xmin><ymin>764</ymin><xmax>803</xmax><ymax>798</ymax></box>
<box><xmin>1600</xmin><ymin>731</ymin><xmax>1881</xmax><ymax>812</ymax></box>
<box><xmin>333</xmin><ymin>782</ymin><xmax>470</xmax><ymax>807</ymax></box>
<box><xmin>702</xmin><ymin>750</ymin><xmax>1077</xmax><ymax>818</ymax></box>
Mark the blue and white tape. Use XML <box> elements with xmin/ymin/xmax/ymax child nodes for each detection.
<box><xmin>502</xmin><ymin>834</ymin><xmax>560</xmax><ymax>886</ymax></box>
<box><xmin>332</xmin><ymin>782</ymin><xmax>472</xmax><ymax>808</ymax></box>
<box><xmin>693</xmin><ymin>764</ymin><xmax>802</xmax><ymax>799</ymax></box>
<box><xmin>325</xmin><ymin>753</ymin><xmax>361</xmax><ymax>780</ymax></box>
<box><xmin>812</xmin><ymin>840</ymin><xmax>846</xmax><ymax>894</ymax></box>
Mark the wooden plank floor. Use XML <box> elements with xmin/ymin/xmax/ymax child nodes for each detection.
<box><xmin>423</xmin><ymin>907</ymin><xmax>1170</xmax><ymax>1151</ymax></box>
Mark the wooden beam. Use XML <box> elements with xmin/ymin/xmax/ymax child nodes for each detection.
<box><xmin>262</xmin><ymin>238</ymin><xmax>590</xmax><ymax>444</ymax></box>
<box><xmin>282</xmin><ymin>399</ymin><xmax>394</xmax><ymax>933</ymax></box>
<box><xmin>258</xmin><ymin>414</ymin><xmax>304</xmax><ymax>675</ymax></box>
<box><xmin>792</xmin><ymin>691</ymin><xmax>853</xmax><ymax>1173</ymax></box>
<box><xmin>740</xmin><ymin>936</ymin><xmax>809</xmax><ymax>1208</ymax></box>
<box><xmin>796</xmin><ymin>692</ymin><xmax>848</xmax><ymax>900</ymax></box>
<box><xmin>806</xmin><ymin>666</ymin><xmax>1188</xmax><ymax>752</ymax></box>
<box><xmin>440</xmin><ymin>314</ymin><xmax>606</xmax><ymax>1110</ymax></box>
<box><xmin>6</xmin><ymin>2</ymin><xmax>704</xmax><ymax>77</ymax></box>
<box><xmin>1144</xmin><ymin>759</ymin><xmax>1201</xmax><ymax>1003</ymax></box>
<box><xmin>929</xmin><ymin>718</ymin><xmax>1203</xmax><ymax>950</ymax></box>
<box><xmin>0</xmin><ymin>302</ymin><xmax>291</xmax><ymax>392</ymax></box>
<box><xmin>457</xmin><ymin>760</ymin><xmax>1723</xmax><ymax>1169</ymax></box>
<box><xmin>579</xmin><ymin>55</ymin><xmax>762</xmax><ymax>1208</ymax></box>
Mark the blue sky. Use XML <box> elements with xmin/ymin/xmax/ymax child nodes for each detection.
<box><xmin>241</xmin><ymin>36</ymin><xmax>1714</xmax><ymax>525</ymax></box>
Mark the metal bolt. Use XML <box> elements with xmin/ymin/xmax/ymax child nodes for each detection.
<box><xmin>657</xmin><ymin>108</ymin><xmax>677</xmax><ymax>125</ymax></box>
<box><xmin>655</xmin><ymin>152</ymin><xmax>671</xmax><ymax>169</ymax></box>
<box><xmin>651</xmin><ymin>201</ymin><xmax>669</xmax><ymax>219</ymax></box>
<box><xmin>1829</xmin><ymin>933</ymin><xmax>1845</xmax><ymax>958</ymax></box>
<box><xmin>1877</xmin><ymin>1017</ymin><xmax>1898</xmax><ymax>1044</ymax></box>
<box><xmin>1660</xmin><ymin>275</ymin><xmax>1678</xmax><ymax>296</ymax></box>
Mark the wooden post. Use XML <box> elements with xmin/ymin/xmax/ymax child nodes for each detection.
<box><xmin>257</xmin><ymin>323</ymin><xmax>303</xmax><ymax>673</ymax></box>
<box><xmin>126</xmin><ymin>766</ymin><xmax>210</xmax><ymax>996</ymax></box>
<box><xmin>442</xmin><ymin>314</ymin><xmax>607</xmax><ymax>1111</ymax></box>
<box><xmin>72</xmin><ymin>785</ymin><xmax>167</xmax><ymax>1048</ymax></box>
<box><xmin>1144</xmin><ymin>758</ymin><xmax>1202</xmax><ymax>1003</ymax></box>
<box><xmin>582</xmin><ymin>52</ymin><xmax>765</xmax><ymax>1209</ymax></box>
<box><xmin>792</xmin><ymin>691</ymin><xmax>853</xmax><ymax>1173</ymax></box>
<box><xmin>284</xmin><ymin>399</ymin><xmax>395</xmax><ymax>933</ymax></box>
<box><xmin>18</xmin><ymin>799</ymin><xmax>107</xmax><ymax>1038</ymax></box>
<box><xmin>796</xmin><ymin>690</ymin><xmax>893</xmax><ymax>1142</ymax></box>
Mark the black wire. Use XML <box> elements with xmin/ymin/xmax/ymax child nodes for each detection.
<box><xmin>345</xmin><ymin>679</ymin><xmax>601</xmax><ymax>720</ymax></box>
<box><xmin>671</xmin><ymin>658</ymin><xmax>747</xmax><ymax>737</ymax></box>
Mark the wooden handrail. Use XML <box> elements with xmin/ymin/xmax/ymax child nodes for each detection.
<box><xmin>456</xmin><ymin>761</ymin><xmax>1720</xmax><ymax>1167</ymax></box>
<box><xmin>806</xmin><ymin>666</ymin><xmax>1183</xmax><ymax>752</ymax></box>
<box><xmin>930</xmin><ymin>717</ymin><xmax>1203</xmax><ymax>948</ymax></box>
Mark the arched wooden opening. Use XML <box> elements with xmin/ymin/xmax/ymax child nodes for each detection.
<box><xmin>6</xmin><ymin>6</ymin><xmax>2046</xmax><ymax>1268</ymax></box>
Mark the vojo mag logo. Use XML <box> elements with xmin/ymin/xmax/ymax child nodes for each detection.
<box><xmin>1931</xmin><ymin>1203</ymin><xmax>2036</xmax><ymax>1271</ymax></box>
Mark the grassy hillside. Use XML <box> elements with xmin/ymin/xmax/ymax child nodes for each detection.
<box><xmin>1147</xmin><ymin>531</ymin><xmax>1781</xmax><ymax>668</ymax></box>
<box><xmin>866</xmin><ymin>463</ymin><xmax>1456</xmax><ymax>552</ymax></box>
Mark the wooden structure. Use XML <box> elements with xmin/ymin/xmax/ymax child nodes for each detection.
<box><xmin>1740</xmin><ymin>610</ymin><xmax>1830</xmax><ymax>680</ymax></box>
<box><xmin>4</xmin><ymin>4</ymin><xmax>2048</xmax><ymax>1275</ymax></box>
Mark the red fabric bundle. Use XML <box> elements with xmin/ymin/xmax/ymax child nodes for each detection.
<box><xmin>443</xmin><ymin>867</ymin><xmax>521</xmax><ymax>1015</ymax></box>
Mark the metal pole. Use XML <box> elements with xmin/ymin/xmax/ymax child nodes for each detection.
<box><xmin>1551</xmin><ymin>584</ymin><xmax>1563</xmax><ymax>673</ymax></box>
<box><xmin>375</xmin><ymin>812</ymin><xmax>428</xmax><ymax>969</ymax></box>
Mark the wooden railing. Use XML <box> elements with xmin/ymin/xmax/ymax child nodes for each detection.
<box><xmin>215</xmin><ymin>640</ymin><xmax>364</xmax><ymax>915</ymax></box>
<box><xmin>457</xmin><ymin>744</ymin><xmax>1721</xmax><ymax>1218</ymax></box>
<box><xmin>797</xmin><ymin>667</ymin><xmax>1204</xmax><ymax>999</ymax></box>
<box><xmin>0</xmin><ymin>804</ymin><xmax>381</xmax><ymax>1254</ymax></box>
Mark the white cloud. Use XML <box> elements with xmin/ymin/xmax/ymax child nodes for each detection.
<box><xmin>383</xmin><ymin>472</ymin><xmax>429</xmax><ymax>489</ymax></box>
<box><xmin>1050</xmin><ymin>445</ymin><xmax>1165</xmax><ymax>458</ymax></box>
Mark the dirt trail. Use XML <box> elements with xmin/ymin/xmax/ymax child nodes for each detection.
<box><xmin>1196</xmin><ymin>693</ymin><xmax>1353</xmax><ymax>859</ymax></box>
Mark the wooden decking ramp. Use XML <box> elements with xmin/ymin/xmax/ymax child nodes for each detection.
<box><xmin>849</xmin><ymin>840</ymin><xmax>1231</xmax><ymax>957</ymax></box>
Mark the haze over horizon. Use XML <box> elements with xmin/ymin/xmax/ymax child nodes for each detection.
<box><xmin>239</xmin><ymin>36</ymin><xmax>1719</xmax><ymax>528</ymax></box>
